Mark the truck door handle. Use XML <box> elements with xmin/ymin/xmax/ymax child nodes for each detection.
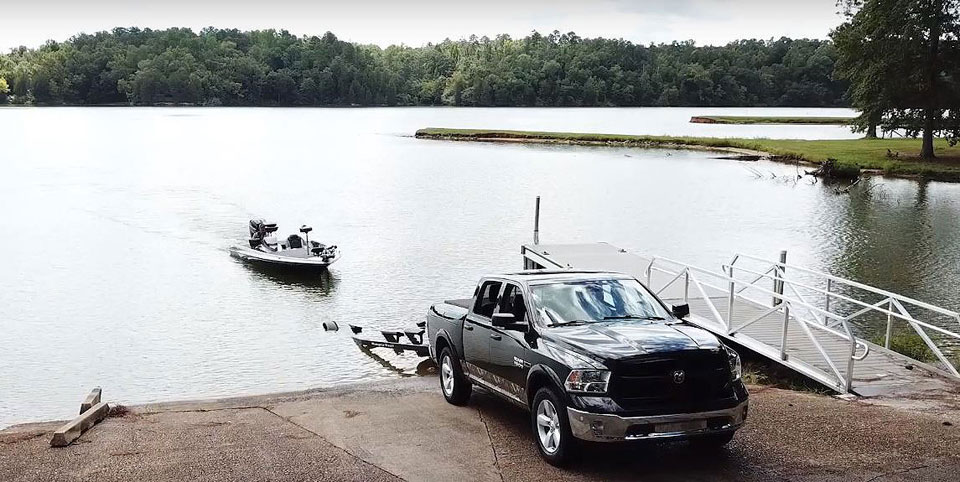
<box><xmin>490</xmin><ymin>334</ymin><xmax>502</xmax><ymax>341</ymax></box>
<box><xmin>464</xmin><ymin>325</ymin><xmax>474</xmax><ymax>331</ymax></box>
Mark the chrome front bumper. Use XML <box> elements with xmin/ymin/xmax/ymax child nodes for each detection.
<box><xmin>567</xmin><ymin>400</ymin><xmax>748</xmax><ymax>442</ymax></box>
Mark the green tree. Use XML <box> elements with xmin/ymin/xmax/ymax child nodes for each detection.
<box><xmin>833</xmin><ymin>0</ymin><xmax>960</xmax><ymax>157</ymax></box>
<box><xmin>0</xmin><ymin>76</ymin><xmax>9</xmax><ymax>103</ymax></box>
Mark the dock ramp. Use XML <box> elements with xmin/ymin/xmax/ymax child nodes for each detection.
<box><xmin>522</xmin><ymin>243</ymin><xmax>960</xmax><ymax>395</ymax></box>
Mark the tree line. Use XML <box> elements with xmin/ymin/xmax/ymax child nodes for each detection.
<box><xmin>0</xmin><ymin>28</ymin><xmax>847</xmax><ymax>108</ymax></box>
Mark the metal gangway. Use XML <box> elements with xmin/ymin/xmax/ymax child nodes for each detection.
<box><xmin>521</xmin><ymin>243</ymin><xmax>960</xmax><ymax>395</ymax></box>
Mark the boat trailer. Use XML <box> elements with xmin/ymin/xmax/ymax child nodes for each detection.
<box><xmin>347</xmin><ymin>322</ymin><xmax>430</xmax><ymax>357</ymax></box>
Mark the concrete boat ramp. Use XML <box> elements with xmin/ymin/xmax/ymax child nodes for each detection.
<box><xmin>522</xmin><ymin>242</ymin><xmax>960</xmax><ymax>399</ymax></box>
<box><xmin>3</xmin><ymin>377</ymin><xmax>960</xmax><ymax>481</ymax></box>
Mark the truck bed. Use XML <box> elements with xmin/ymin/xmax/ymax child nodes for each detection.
<box><xmin>445</xmin><ymin>298</ymin><xmax>472</xmax><ymax>310</ymax></box>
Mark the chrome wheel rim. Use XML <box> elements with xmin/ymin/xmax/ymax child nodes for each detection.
<box><xmin>441</xmin><ymin>356</ymin><xmax>454</xmax><ymax>396</ymax></box>
<box><xmin>536</xmin><ymin>399</ymin><xmax>561</xmax><ymax>454</ymax></box>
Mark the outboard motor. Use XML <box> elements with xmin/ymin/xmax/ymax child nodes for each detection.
<box><xmin>249</xmin><ymin>219</ymin><xmax>266</xmax><ymax>247</ymax></box>
<box><xmin>248</xmin><ymin>219</ymin><xmax>279</xmax><ymax>248</ymax></box>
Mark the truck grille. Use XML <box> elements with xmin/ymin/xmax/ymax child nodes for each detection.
<box><xmin>609</xmin><ymin>350</ymin><xmax>735</xmax><ymax>414</ymax></box>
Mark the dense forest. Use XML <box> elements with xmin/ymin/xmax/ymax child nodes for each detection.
<box><xmin>0</xmin><ymin>27</ymin><xmax>847</xmax><ymax>107</ymax></box>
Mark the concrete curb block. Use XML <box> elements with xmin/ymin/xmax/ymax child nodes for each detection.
<box><xmin>50</xmin><ymin>401</ymin><xmax>109</xmax><ymax>447</ymax></box>
<box><xmin>80</xmin><ymin>388</ymin><xmax>102</xmax><ymax>414</ymax></box>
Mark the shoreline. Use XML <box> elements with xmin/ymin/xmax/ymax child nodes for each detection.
<box><xmin>415</xmin><ymin>130</ymin><xmax>779</xmax><ymax>160</ymax></box>
<box><xmin>415</xmin><ymin>128</ymin><xmax>960</xmax><ymax>182</ymax></box>
<box><xmin>690</xmin><ymin>115</ymin><xmax>854</xmax><ymax>125</ymax></box>
<box><xmin>0</xmin><ymin>103</ymin><xmax>855</xmax><ymax>108</ymax></box>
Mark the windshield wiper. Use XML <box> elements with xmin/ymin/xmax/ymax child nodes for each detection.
<box><xmin>549</xmin><ymin>320</ymin><xmax>590</xmax><ymax>327</ymax></box>
<box><xmin>603</xmin><ymin>315</ymin><xmax>666</xmax><ymax>321</ymax></box>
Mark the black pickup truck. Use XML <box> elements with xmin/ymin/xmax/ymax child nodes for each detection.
<box><xmin>426</xmin><ymin>270</ymin><xmax>748</xmax><ymax>465</ymax></box>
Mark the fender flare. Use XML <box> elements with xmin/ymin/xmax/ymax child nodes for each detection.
<box><xmin>433</xmin><ymin>328</ymin><xmax>459</xmax><ymax>362</ymax></box>
<box><xmin>525</xmin><ymin>364</ymin><xmax>565</xmax><ymax>405</ymax></box>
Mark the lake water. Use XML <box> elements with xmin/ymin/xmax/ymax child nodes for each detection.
<box><xmin>2</xmin><ymin>106</ymin><xmax>958</xmax><ymax>428</ymax></box>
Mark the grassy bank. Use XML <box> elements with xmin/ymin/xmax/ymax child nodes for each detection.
<box><xmin>690</xmin><ymin>115</ymin><xmax>854</xmax><ymax>125</ymax></box>
<box><xmin>415</xmin><ymin>128</ymin><xmax>960</xmax><ymax>181</ymax></box>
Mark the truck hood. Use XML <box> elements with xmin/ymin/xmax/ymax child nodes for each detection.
<box><xmin>544</xmin><ymin>321</ymin><xmax>721</xmax><ymax>361</ymax></box>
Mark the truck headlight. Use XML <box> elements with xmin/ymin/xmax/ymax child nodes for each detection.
<box><xmin>727</xmin><ymin>348</ymin><xmax>742</xmax><ymax>381</ymax></box>
<box><xmin>565</xmin><ymin>370</ymin><xmax>611</xmax><ymax>394</ymax></box>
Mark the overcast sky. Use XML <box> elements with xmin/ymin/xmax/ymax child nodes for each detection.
<box><xmin>0</xmin><ymin>0</ymin><xmax>845</xmax><ymax>52</ymax></box>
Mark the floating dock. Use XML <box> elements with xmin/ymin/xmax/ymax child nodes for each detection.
<box><xmin>522</xmin><ymin>242</ymin><xmax>960</xmax><ymax>396</ymax></box>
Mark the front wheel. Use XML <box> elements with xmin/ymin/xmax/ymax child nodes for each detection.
<box><xmin>439</xmin><ymin>348</ymin><xmax>471</xmax><ymax>405</ymax></box>
<box><xmin>531</xmin><ymin>387</ymin><xmax>576</xmax><ymax>466</ymax></box>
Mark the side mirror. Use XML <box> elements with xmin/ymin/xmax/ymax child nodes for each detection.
<box><xmin>491</xmin><ymin>313</ymin><xmax>515</xmax><ymax>327</ymax></box>
<box><xmin>672</xmin><ymin>304</ymin><xmax>690</xmax><ymax>319</ymax></box>
<box><xmin>492</xmin><ymin>313</ymin><xmax>528</xmax><ymax>332</ymax></box>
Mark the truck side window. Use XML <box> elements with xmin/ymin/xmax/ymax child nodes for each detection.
<box><xmin>498</xmin><ymin>284</ymin><xmax>527</xmax><ymax>322</ymax></box>
<box><xmin>474</xmin><ymin>281</ymin><xmax>503</xmax><ymax>318</ymax></box>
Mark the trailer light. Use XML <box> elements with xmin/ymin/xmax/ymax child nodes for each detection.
<box><xmin>565</xmin><ymin>370</ymin><xmax>611</xmax><ymax>394</ymax></box>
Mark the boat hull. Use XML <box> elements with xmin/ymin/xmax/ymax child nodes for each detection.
<box><xmin>229</xmin><ymin>246</ymin><xmax>340</xmax><ymax>271</ymax></box>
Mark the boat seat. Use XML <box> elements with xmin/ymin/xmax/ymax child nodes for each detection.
<box><xmin>287</xmin><ymin>234</ymin><xmax>304</xmax><ymax>249</ymax></box>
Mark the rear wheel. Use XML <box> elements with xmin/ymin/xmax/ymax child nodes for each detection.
<box><xmin>531</xmin><ymin>387</ymin><xmax>576</xmax><ymax>466</ymax></box>
<box><xmin>439</xmin><ymin>348</ymin><xmax>471</xmax><ymax>405</ymax></box>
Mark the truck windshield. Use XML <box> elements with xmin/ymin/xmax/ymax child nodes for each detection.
<box><xmin>530</xmin><ymin>278</ymin><xmax>671</xmax><ymax>326</ymax></box>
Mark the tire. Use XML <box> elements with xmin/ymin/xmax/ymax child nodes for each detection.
<box><xmin>531</xmin><ymin>387</ymin><xmax>577</xmax><ymax>466</ymax></box>
<box><xmin>689</xmin><ymin>431</ymin><xmax>735</xmax><ymax>448</ymax></box>
<box><xmin>439</xmin><ymin>348</ymin><xmax>471</xmax><ymax>405</ymax></box>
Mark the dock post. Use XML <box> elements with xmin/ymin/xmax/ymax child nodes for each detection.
<box><xmin>825</xmin><ymin>278</ymin><xmax>832</xmax><ymax>314</ymax></box>
<box><xmin>884</xmin><ymin>300</ymin><xmax>893</xmax><ymax>349</ymax></box>
<box><xmin>773</xmin><ymin>250</ymin><xmax>787</xmax><ymax>307</ymax></box>
<box><xmin>533</xmin><ymin>196</ymin><xmax>540</xmax><ymax>245</ymax></box>
<box><xmin>727</xmin><ymin>266</ymin><xmax>735</xmax><ymax>334</ymax></box>
<box><xmin>780</xmin><ymin>304</ymin><xmax>790</xmax><ymax>361</ymax></box>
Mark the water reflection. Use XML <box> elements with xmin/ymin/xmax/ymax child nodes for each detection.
<box><xmin>808</xmin><ymin>178</ymin><xmax>960</xmax><ymax>349</ymax></box>
<box><xmin>236</xmin><ymin>259</ymin><xmax>341</xmax><ymax>296</ymax></box>
<box><xmin>355</xmin><ymin>345</ymin><xmax>437</xmax><ymax>377</ymax></box>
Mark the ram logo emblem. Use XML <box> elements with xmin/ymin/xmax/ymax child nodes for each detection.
<box><xmin>672</xmin><ymin>369</ymin><xmax>686</xmax><ymax>384</ymax></box>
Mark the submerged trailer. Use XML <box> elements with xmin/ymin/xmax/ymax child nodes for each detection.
<box><xmin>349</xmin><ymin>322</ymin><xmax>430</xmax><ymax>357</ymax></box>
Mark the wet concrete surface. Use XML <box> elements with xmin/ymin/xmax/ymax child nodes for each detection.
<box><xmin>1</xmin><ymin>377</ymin><xmax>959</xmax><ymax>481</ymax></box>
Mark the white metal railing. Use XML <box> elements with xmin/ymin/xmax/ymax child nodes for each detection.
<box><xmin>727</xmin><ymin>254</ymin><xmax>960</xmax><ymax>379</ymax></box>
<box><xmin>641</xmin><ymin>253</ymin><xmax>960</xmax><ymax>393</ymax></box>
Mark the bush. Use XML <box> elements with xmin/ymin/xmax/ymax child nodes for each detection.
<box><xmin>870</xmin><ymin>332</ymin><xmax>936</xmax><ymax>363</ymax></box>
